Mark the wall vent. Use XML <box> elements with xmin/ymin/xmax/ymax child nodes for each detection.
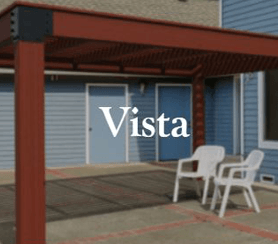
<box><xmin>260</xmin><ymin>174</ymin><xmax>275</xmax><ymax>184</ymax></box>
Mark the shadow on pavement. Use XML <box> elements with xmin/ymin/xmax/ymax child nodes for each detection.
<box><xmin>0</xmin><ymin>169</ymin><xmax>266</xmax><ymax>243</ymax></box>
<box><xmin>0</xmin><ymin>170</ymin><xmax>198</xmax><ymax>243</ymax></box>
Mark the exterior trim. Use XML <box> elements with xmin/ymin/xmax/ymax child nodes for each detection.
<box><xmin>219</xmin><ymin>0</ymin><xmax>222</xmax><ymax>28</ymax></box>
<box><xmin>155</xmin><ymin>83</ymin><xmax>193</xmax><ymax>161</ymax></box>
<box><xmin>233</xmin><ymin>76</ymin><xmax>236</xmax><ymax>155</ymax></box>
<box><xmin>85</xmin><ymin>83</ymin><xmax>129</xmax><ymax>164</ymax></box>
<box><xmin>240</xmin><ymin>74</ymin><xmax>244</xmax><ymax>156</ymax></box>
<box><xmin>233</xmin><ymin>75</ymin><xmax>241</xmax><ymax>155</ymax></box>
<box><xmin>258</xmin><ymin>71</ymin><xmax>278</xmax><ymax>149</ymax></box>
<box><xmin>155</xmin><ymin>85</ymin><xmax>158</xmax><ymax>161</ymax></box>
<box><xmin>85</xmin><ymin>84</ymin><xmax>90</xmax><ymax>165</ymax></box>
<box><xmin>0</xmin><ymin>67</ymin><xmax>181</xmax><ymax>78</ymax></box>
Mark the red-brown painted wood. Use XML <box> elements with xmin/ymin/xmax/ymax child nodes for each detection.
<box><xmin>53</xmin><ymin>11</ymin><xmax>278</xmax><ymax>58</ymax></box>
<box><xmin>0</xmin><ymin>13</ymin><xmax>11</xmax><ymax>44</ymax></box>
<box><xmin>15</xmin><ymin>41</ymin><xmax>45</xmax><ymax>244</ymax></box>
<box><xmin>192</xmin><ymin>72</ymin><xmax>205</xmax><ymax>172</ymax></box>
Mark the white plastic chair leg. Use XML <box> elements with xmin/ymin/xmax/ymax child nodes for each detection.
<box><xmin>173</xmin><ymin>175</ymin><xmax>180</xmax><ymax>203</ymax></box>
<box><xmin>219</xmin><ymin>184</ymin><xmax>231</xmax><ymax>218</ymax></box>
<box><xmin>201</xmin><ymin>177</ymin><xmax>210</xmax><ymax>205</ymax></box>
<box><xmin>217</xmin><ymin>188</ymin><xmax>222</xmax><ymax>199</ymax></box>
<box><xmin>243</xmin><ymin>189</ymin><xmax>252</xmax><ymax>208</ymax></box>
<box><xmin>210</xmin><ymin>184</ymin><xmax>219</xmax><ymax>210</ymax></box>
<box><xmin>247</xmin><ymin>186</ymin><xmax>260</xmax><ymax>213</ymax></box>
<box><xmin>194</xmin><ymin>178</ymin><xmax>201</xmax><ymax>197</ymax></box>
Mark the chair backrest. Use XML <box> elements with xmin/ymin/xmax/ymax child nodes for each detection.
<box><xmin>244</xmin><ymin>149</ymin><xmax>264</xmax><ymax>182</ymax></box>
<box><xmin>192</xmin><ymin>145</ymin><xmax>225</xmax><ymax>176</ymax></box>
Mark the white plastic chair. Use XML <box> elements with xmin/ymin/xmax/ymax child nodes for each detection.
<box><xmin>210</xmin><ymin>149</ymin><xmax>264</xmax><ymax>218</ymax></box>
<box><xmin>173</xmin><ymin>145</ymin><xmax>225</xmax><ymax>204</ymax></box>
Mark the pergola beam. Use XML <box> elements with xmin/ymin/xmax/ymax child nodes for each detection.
<box><xmin>46</xmin><ymin>39</ymin><xmax>92</xmax><ymax>56</ymax></box>
<box><xmin>0</xmin><ymin>58</ymin><xmax>203</xmax><ymax>76</ymax></box>
<box><xmin>74</xmin><ymin>43</ymin><xmax>148</xmax><ymax>64</ymax></box>
<box><xmin>161</xmin><ymin>50</ymin><xmax>207</xmax><ymax>68</ymax></box>
<box><xmin>53</xmin><ymin>11</ymin><xmax>278</xmax><ymax>58</ymax></box>
<box><xmin>110</xmin><ymin>47</ymin><xmax>167</xmax><ymax>62</ymax></box>
<box><xmin>119</xmin><ymin>48</ymin><xmax>175</xmax><ymax>66</ymax></box>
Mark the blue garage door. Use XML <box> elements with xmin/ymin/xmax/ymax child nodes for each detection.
<box><xmin>0</xmin><ymin>79</ymin><xmax>87</xmax><ymax>169</ymax></box>
<box><xmin>0</xmin><ymin>81</ymin><xmax>14</xmax><ymax>169</ymax></box>
<box><xmin>205</xmin><ymin>78</ymin><xmax>234</xmax><ymax>155</ymax></box>
<box><xmin>89</xmin><ymin>86</ymin><xmax>127</xmax><ymax>164</ymax></box>
<box><xmin>158</xmin><ymin>85</ymin><xmax>191</xmax><ymax>160</ymax></box>
<box><xmin>214</xmin><ymin>79</ymin><xmax>234</xmax><ymax>155</ymax></box>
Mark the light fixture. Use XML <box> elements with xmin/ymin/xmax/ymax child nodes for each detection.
<box><xmin>139</xmin><ymin>80</ymin><xmax>147</xmax><ymax>95</ymax></box>
<box><xmin>244</xmin><ymin>72</ymin><xmax>253</xmax><ymax>83</ymax></box>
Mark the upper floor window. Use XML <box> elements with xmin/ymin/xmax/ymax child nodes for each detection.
<box><xmin>259</xmin><ymin>71</ymin><xmax>278</xmax><ymax>149</ymax></box>
<box><xmin>264</xmin><ymin>70</ymin><xmax>278</xmax><ymax>141</ymax></box>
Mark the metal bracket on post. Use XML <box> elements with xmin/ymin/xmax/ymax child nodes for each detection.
<box><xmin>10</xmin><ymin>6</ymin><xmax>53</xmax><ymax>43</ymax></box>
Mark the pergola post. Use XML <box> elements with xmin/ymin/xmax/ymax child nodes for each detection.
<box><xmin>192</xmin><ymin>72</ymin><xmax>205</xmax><ymax>171</ymax></box>
<box><xmin>15</xmin><ymin>41</ymin><xmax>45</xmax><ymax>244</ymax></box>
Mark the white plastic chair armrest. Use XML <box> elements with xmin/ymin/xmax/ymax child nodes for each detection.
<box><xmin>207</xmin><ymin>160</ymin><xmax>223</xmax><ymax>178</ymax></box>
<box><xmin>177</xmin><ymin>157</ymin><xmax>194</xmax><ymax>172</ymax></box>
<box><xmin>218</xmin><ymin>162</ymin><xmax>248</xmax><ymax>178</ymax></box>
<box><xmin>228</xmin><ymin>166</ymin><xmax>258</xmax><ymax>180</ymax></box>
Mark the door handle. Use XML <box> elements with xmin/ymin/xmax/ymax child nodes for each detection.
<box><xmin>89</xmin><ymin>127</ymin><xmax>92</xmax><ymax>132</ymax></box>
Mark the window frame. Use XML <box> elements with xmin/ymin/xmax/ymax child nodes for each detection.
<box><xmin>258</xmin><ymin>71</ymin><xmax>278</xmax><ymax>149</ymax></box>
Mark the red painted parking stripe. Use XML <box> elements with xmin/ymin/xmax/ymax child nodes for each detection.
<box><xmin>165</xmin><ymin>204</ymin><xmax>278</xmax><ymax>242</ymax></box>
<box><xmin>165</xmin><ymin>202</ymin><xmax>278</xmax><ymax>219</ymax></box>
<box><xmin>224</xmin><ymin>202</ymin><xmax>278</xmax><ymax>218</ymax></box>
<box><xmin>56</xmin><ymin>218</ymin><xmax>200</xmax><ymax>244</ymax></box>
<box><xmin>56</xmin><ymin>202</ymin><xmax>278</xmax><ymax>244</ymax></box>
<box><xmin>48</xmin><ymin>168</ymin><xmax>278</xmax><ymax>243</ymax></box>
<box><xmin>46</xmin><ymin>169</ymin><xmax>167</xmax><ymax>204</ymax></box>
<box><xmin>262</xmin><ymin>203</ymin><xmax>278</xmax><ymax>210</ymax></box>
<box><xmin>46</xmin><ymin>169</ymin><xmax>74</xmax><ymax>178</ymax></box>
<box><xmin>224</xmin><ymin>208</ymin><xmax>255</xmax><ymax>218</ymax></box>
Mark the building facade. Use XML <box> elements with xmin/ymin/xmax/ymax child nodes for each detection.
<box><xmin>222</xmin><ymin>0</ymin><xmax>278</xmax><ymax>184</ymax></box>
<box><xmin>0</xmin><ymin>0</ymin><xmax>238</xmax><ymax>169</ymax></box>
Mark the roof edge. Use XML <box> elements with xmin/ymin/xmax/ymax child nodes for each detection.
<box><xmin>0</xmin><ymin>1</ymin><xmax>278</xmax><ymax>43</ymax></box>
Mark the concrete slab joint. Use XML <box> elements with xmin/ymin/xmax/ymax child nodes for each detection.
<box><xmin>10</xmin><ymin>6</ymin><xmax>53</xmax><ymax>43</ymax></box>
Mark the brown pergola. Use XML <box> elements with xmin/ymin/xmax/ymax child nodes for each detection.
<box><xmin>0</xmin><ymin>1</ymin><xmax>278</xmax><ymax>243</ymax></box>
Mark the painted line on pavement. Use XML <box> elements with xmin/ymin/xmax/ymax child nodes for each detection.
<box><xmin>165</xmin><ymin>204</ymin><xmax>278</xmax><ymax>242</ymax></box>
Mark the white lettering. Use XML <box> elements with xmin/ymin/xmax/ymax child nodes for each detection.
<box><xmin>99</xmin><ymin>107</ymin><xmax>130</xmax><ymax>137</ymax></box>
<box><xmin>157</xmin><ymin>113</ymin><xmax>170</xmax><ymax>138</ymax></box>
<box><xmin>171</xmin><ymin>118</ymin><xmax>190</xmax><ymax>137</ymax></box>
<box><xmin>98</xmin><ymin>107</ymin><xmax>190</xmax><ymax>138</ymax></box>
<box><xmin>142</xmin><ymin>118</ymin><xmax>155</xmax><ymax>137</ymax></box>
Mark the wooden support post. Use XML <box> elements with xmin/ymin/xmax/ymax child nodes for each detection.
<box><xmin>192</xmin><ymin>72</ymin><xmax>205</xmax><ymax>172</ymax></box>
<box><xmin>15</xmin><ymin>41</ymin><xmax>45</xmax><ymax>244</ymax></box>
